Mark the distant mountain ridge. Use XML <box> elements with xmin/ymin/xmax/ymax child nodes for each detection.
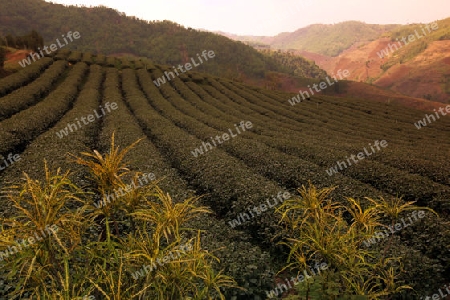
<box><xmin>297</xmin><ymin>18</ymin><xmax>450</xmax><ymax>102</ymax></box>
<box><xmin>220</xmin><ymin>19</ymin><xmax>450</xmax><ymax>102</ymax></box>
<box><xmin>219</xmin><ymin>21</ymin><xmax>400</xmax><ymax>57</ymax></box>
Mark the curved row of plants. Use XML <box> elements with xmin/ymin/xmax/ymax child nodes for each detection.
<box><xmin>0</xmin><ymin>63</ymin><xmax>103</xmax><ymax>208</ymax></box>
<box><xmin>67</xmin><ymin>50</ymin><xmax>83</xmax><ymax>64</ymax></box>
<box><xmin>246</xmin><ymin>82</ymin><xmax>450</xmax><ymax>132</ymax></box>
<box><xmin>140</xmin><ymin>68</ymin><xmax>449</xmax><ymax>298</ymax></box>
<box><xmin>0</xmin><ymin>63</ymin><xmax>105</xmax><ymax>298</ymax></box>
<box><xmin>225</xmin><ymin>80</ymin><xmax>450</xmax><ymax>187</ymax></box>
<box><xmin>172</xmin><ymin>70</ymin><xmax>448</xmax><ymax>278</ymax></box>
<box><xmin>78</xmin><ymin>53</ymin><xmax>149</xmax><ymax>70</ymax></box>
<box><xmin>258</xmin><ymin>131</ymin><xmax>450</xmax><ymax>210</ymax></box>
<box><xmin>141</xmin><ymin>68</ymin><xmax>386</xmax><ymax>204</ymax></box>
<box><xmin>214</xmin><ymin>77</ymin><xmax>386</xmax><ymax>142</ymax></box>
<box><xmin>122</xmin><ymin>69</ymin><xmax>288</xmax><ymax>246</ymax></box>
<box><xmin>0</xmin><ymin>62</ymin><xmax>88</xmax><ymax>155</ymax></box>
<box><xmin>244</xmin><ymin>81</ymin><xmax>450</xmax><ymax>132</ymax></box>
<box><xmin>147</xmin><ymin>67</ymin><xmax>450</xmax><ymax>297</ymax></box>
<box><xmin>220</xmin><ymin>79</ymin><xmax>446</xmax><ymax>150</ymax></box>
<box><xmin>0</xmin><ymin>63</ymin><xmax>245</xmax><ymax>299</ymax></box>
<box><xmin>101</xmin><ymin>67</ymin><xmax>275</xmax><ymax>298</ymax></box>
<box><xmin>144</xmin><ymin>67</ymin><xmax>447</xmax><ymax>257</ymax></box>
<box><xmin>136</xmin><ymin>68</ymin><xmax>404</xmax><ymax>261</ymax></box>
<box><xmin>118</xmin><ymin>56</ymin><xmax>132</xmax><ymax>69</ymax></box>
<box><xmin>192</xmin><ymin>74</ymin><xmax>450</xmax><ymax>190</ymax></box>
<box><xmin>94</xmin><ymin>53</ymin><xmax>106</xmax><ymax>65</ymax></box>
<box><xmin>29</xmin><ymin>63</ymin><xmax>104</xmax><ymax>182</ymax></box>
<box><xmin>241</xmin><ymin>131</ymin><xmax>450</xmax><ymax>211</ymax></box>
<box><xmin>0</xmin><ymin>60</ymin><xmax>68</xmax><ymax>121</ymax></box>
<box><xmin>100</xmin><ymin>67</ymin><xmax>192</xmax><ymax>200</ymax></box>
<box><xmin>81</xmin><ymin>52</ymin><xmax>94</xmax><ymax>65</ymax></box>
<box><xmin>176</xmin><ymin>70</ymin><xmax>364</xmax><ymax>151</ymax></box>
<box><xmin>153</xmin><ymin>69</ymin><xmax>449</xmax><ymax>212</ymax></box>
<box><xmin>241</xmin><ymin>81</ymin><xmax>450</xmax><ymax>158</ymax></box>
<box><xmin>171</xmin><ymin>69</ymin><xmax>445</xmax><ymax>176</ymax></box>
<box><xmin>210</xmin><ymin>78</ymin><xmax>402</xmax><ymax>160</ymax></box>
<box><xmin>0</xmin><ymin>56</ymin><xmax>53</xmax><ymax>97</ymax></box>
<box><xmin>226</xmin><ymin>77</ymin><xmax>449</xmax><ymax>155</ymax></box>
<box><xmin>216</xmin><ymin>81</ymin><xmax>450</xmax><ymax>186</ymax></box>
<box><xmin>371</xmin><ymin>149</ymin><xmax>450</xmax><ymax>186</ymax></box>
<box><xmin>132</xmin><ymin>58</ymin><xmax>145</xmax><ymax>69</ymax></box>
<box><xmin>0</xmin><ymin>58</ymin><xmax>448</xmax><ymax>298</ymax></box>
<box><xmin>105</xmin><ymin>56</ymin><xmax>117</xmax><ymax>68</ymax></box>
<box><xmin>53</xmin><ymin>49</ymin><xmax>72</xmax><ymax>60</ymax></box>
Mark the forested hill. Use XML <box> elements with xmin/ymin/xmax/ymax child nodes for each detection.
<box><xmin>260</xmin><ymin>50</ymin><xmax>328</xmax><ymax>78</ymax></box>
<box><xmin>0</xmin><ymin>0</ymin><xmax>326</xmax><ymax>81</ymax></box>
<box><xmin>223</xmin><ymin>21</ymin><xmax>400</xmax><ymax>57</ymax></box>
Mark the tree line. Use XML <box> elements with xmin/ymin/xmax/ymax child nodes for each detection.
<box><xmin>0</xmin><ymin>30</ymin><xmax>45</xmax><ymax>69</ymax></box>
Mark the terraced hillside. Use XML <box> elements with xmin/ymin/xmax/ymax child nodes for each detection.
<box><xmin>0</xmin><ymin>50</ymin><xmax>449</xmax><ymax>299</ymax></box>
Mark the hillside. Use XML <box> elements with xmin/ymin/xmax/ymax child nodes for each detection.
<box><xmin>0</xmin><ymin>50</ymin><xmax>449</xmax><ymax>299</ymax></box>
<box><xmin>259</xmin><ymin>50</ymin><xmax>327</xmax><ymax>78</ymax></box>
<box><xmin>290</xmin><ymin>19</ymin><xmax>450</xmax><ymax>103</ymax></box>
<box><xmin>221</xmin><ymin>21</ymin><xmax>399</xmax><ymax>57</ymax></box>
<box><xmin>0</xmin><ymin>0</ymin><xmax>328</xmax><ymax>84</ymax></box>
<box><xmin>223</xmin><ymin>19</ymin><xmax>450</xmax><ymax>103</ymax></box>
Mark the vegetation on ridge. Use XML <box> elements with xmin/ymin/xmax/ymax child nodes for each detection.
<box><xmin>0</xmin><ymin>0</ymin><xmax>327</xmax><ymax>82</ymax></box>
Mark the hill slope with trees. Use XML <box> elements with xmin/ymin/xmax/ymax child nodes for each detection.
<box><xmin>0</xmin><ymin>0</ymin><xmax>326</xmax><ymax>82</ymax></box>
<box><xmin>222</xmin><ymin>21</ymin><xmax>400</xmax><ymax>57</ymax></box>
<box><xmin>298</xmin><ymin>18</ymin><xmax>450</xmax><ymax>103</ymax></box>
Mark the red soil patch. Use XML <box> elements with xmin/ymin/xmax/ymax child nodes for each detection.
<box><xmin>311</xmin><ymin>38</ymin><xmax>393</xmax><ymax>83</ymax></box>
<box><xmin>344</xmin><ymin>81</ymin><xmax>444</xmax><ymax>111</ymax></box>
<box><xmin>240</xmin><ymin>70</ymin><xmax>441</xmax><ymax>112</ymax></box>
<box><xmin>302</xmin><ymin>38</ymin><xmax>450</xmax><ymax>104</ymax></box>
<box><xmin>374</xmin><ymin>41</ymin><xmax>450</xmax><ymax>102</ymax></box>
<box><xmin>5</xmin><ymin>49</ymin><xmax>31</xmax><ymax>64</ymax></box>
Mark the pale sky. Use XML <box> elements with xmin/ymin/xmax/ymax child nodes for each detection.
<box><xmin>45</xmin><ymin>0</ymin><xmax>450</xmax><ymax>36</ymax></box>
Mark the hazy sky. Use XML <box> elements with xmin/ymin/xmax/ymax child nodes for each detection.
<box><xmin>45</xmin><ymin>0</ymin><xmax>450</xmax><ymax>36</ymax></box>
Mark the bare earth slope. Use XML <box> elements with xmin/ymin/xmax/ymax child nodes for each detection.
<box><xmin>374</xmin><ymin>40</ymin><xmax>450</xmax><ymax>102</ymax></box>
<box><xmin>302</xmin><ymin>39</ymin><xmax>450</xmax><ymax>103</ymax></box>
